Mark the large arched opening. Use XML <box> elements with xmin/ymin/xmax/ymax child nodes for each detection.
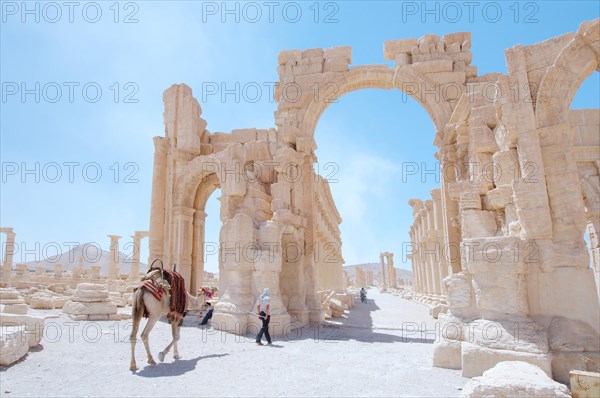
<box><xmin>287</xmin><ymin>64</ymin><xmax>464</xmax><ymax>298</ymax></box>
<box><xmin>172</xmin><ymin>157</ymin><xmax>222</xmax><ymax>294</ymax></box>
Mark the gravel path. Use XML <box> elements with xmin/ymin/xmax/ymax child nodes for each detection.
<box><xmin>0</xmin><ymin>290</ymin><xmax>467</xmax><ymax>397</ymax></box>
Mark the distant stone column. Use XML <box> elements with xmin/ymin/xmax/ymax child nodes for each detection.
<box><xmin>425</xmin><ymin>201</ymin><xmax>441</xmax><ymax>296</ymax></box>
<box><xmin>431</xmin><ymin>189</ymin><xmax>448</xmax><ymax>294</ymax></box>
<box><xmin>129</xmin><ymin>235</ymin><xmax>141</xmax><ymax>280</ymax></box>
<box><xmin>129</xmin><ymin>231</ymin><xmax>149</xmax><ymax>280</ymax></box>
<box><xmin>419</xmin><ymin>209</ymin><xmax>432</xmax><ymax>295</ymax></box>
<box><xmin>409</xmin><ymin>229</ymin><xmax>422</xmax><ymax>293</ymax></box>
<box><xmin>379</xmin><ymin>253</ymin><xmax>387</xmax><ymax>290</ymax></box>
<box><xmin>0</xmin><ymin>228</ymin><xmax>16</xmax><ymax>287</ymax></box>
<box><xmin>417</xmin><ymin>222</ymin><xmax>427</xmax><ymax>294</ymax></box>
<box><xmin>54</xmin><ymin>264</ymin><xmax>63</xmax><ymax>278</ymax></box>
<box><xmin>107</xmin><ymin>235</ymin><xmax>121</xmax><ymax>279</ymax></box>
<box><xmin>387</xmin><ymin>253</ymin><xmax>396</xmax><ymax>288</ymax></box>
<box><xmin>2</xmin><ymin>230</ymin><xmax>16</xmax><ymax>274</ymax></box>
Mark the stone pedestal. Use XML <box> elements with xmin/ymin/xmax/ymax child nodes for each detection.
<box><xmin>63</xmin><ymin>283</ymin><xmax>121</xmax><ymax>320</ymax></box>
<box><xmin>0</xmin><ymin>287</ymin><xmax>28</xmax><ymax>314</ymax></box>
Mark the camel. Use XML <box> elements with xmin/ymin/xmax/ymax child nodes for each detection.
<box><xmin>129</xmin><ymin>272</ymin><xmax>205</xmax><ymax>371</ymax></box>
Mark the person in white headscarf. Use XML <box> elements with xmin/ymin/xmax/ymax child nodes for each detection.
<box><xmin>255</xmin><ymin>288</ymin><xmax>272</xmax><ymax>345</ymax></box>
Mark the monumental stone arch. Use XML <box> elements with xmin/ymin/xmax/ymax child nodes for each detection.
<box><xmin>149</xmin><ymin>19</ymin><xmax>600</xmax><ymax>380</ymax></box>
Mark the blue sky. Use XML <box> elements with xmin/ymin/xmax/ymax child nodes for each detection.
<box><xmin>1</xmin><ymin>1</ymin><xmax>599</xmax><ymax>273</ymax></box>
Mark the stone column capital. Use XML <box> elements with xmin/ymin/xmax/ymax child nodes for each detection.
<box><xmin>172</xmin><ymin>206</ymin><xmax>196</xmax><ymax>218</ymax></box>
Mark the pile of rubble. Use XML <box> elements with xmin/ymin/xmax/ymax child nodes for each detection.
<box><xmin>319</xmin><ymin>290</ymin><xmax>355</xmax><ymax>319</ymax></box>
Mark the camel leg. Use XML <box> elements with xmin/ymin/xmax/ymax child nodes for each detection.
<box><xmin>141</xmin><ymin>315</ymin><xmax>159</xmax><ymax>365</ymax></box>
<box><xmin>158</xmin><ymin>322</ymin><xmax>177</xmax><ymax>362</ymax></box>
<box><xmin>129</xmin><ymin>313</ymin><xmax>142</xmax><ymax>371</ymax></box>
<box><xmin>173</xmin><ymin>323</ymin><xmax>182</xmax><ymax>360</ymax></box>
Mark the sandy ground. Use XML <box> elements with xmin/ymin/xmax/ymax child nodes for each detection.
<box><xmin>0</xmin><ymin>290</ymin><xmax>467</xmax><ymax>397</ymax></box>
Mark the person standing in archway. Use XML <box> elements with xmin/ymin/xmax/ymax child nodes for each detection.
<box><xmin>255</xmin><ymin>288</ymin><xmax>272</xmax><ymax>345</ymax></box>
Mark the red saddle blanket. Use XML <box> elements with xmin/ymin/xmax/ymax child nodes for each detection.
<box><xmin>140</xmin><ymin>279</ymin><xmax>164</xmax><ymax>301</ymax></box>
<box><xmin>139</xmin><ymin>269</ymin><xmax>187</xmax><ymax>317</ymax></box>
<box><xmin>164</xmin><ymin>270</ymin><xmax>187</xmax><ymax>316</ymax></box>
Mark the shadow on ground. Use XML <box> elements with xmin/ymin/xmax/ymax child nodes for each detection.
<box><xmin>219</xmin><ymin>293</ymin><xmax>436</xmax><ymax>345</ymax></box>
<box><xmin>134</xmin><ymin>353</ymin><xmax>229</xmax><ymax>377</ymax></box>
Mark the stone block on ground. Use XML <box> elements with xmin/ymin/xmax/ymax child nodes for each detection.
<box><xmin>460</xmin><ymin>361</ymin><xmax>571</xmax><ymax>397</ymax></box>
<box><xmin>433</xmin><ymin>339</ymin><xmax>462</xmax><ymax>369</ymax></box>
<box><xmin>461</xmin><ymin>342</ymin><xmax>552</xmax><ymax>378</ymax></box>
<box><xmin>0</xmin><ymin>326</ymin><xmax>29</xmax><ymax>366</ymax></box>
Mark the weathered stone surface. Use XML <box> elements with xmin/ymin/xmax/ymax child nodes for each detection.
<box><xmin>461</xmin><ymin>343</ymin><xmax>552</xmax><ymax>378</ymax></box>
<box><xmin>461</xmin><ymin>210</ymin><xmax>497</xmax><ymax>239</ymax></box>
<box><xmin>0</xmin><ymin>288</ymin><xmax>21</xmax><ymax>300</ymax></box>
<box><xmin>443</xmin><ymin>274</ymin><xmax>473</xmax><ymax>310</ymax></box>
<box><xmin>0</xmin><ymin>326</ymin><xmax>29</xmax><ymax>366</ymax></box>
<box><xmin>548</xmin><ymin>316</ymin><xmax>600</xmax><ymax>352</ymax></box>
<box><xmin>552</xmin><ymin>351</ymin><xmax>600</xmax><ymax>385</ymax></box>
<box><xmin>63</xmin><ymin>301</ymin><xmax>118</xmax><ymax>316</ymax></box>
<box><xmin>430</xmin><ymin>304</ymin><xmax>447</xmax><ymax>319</ymax></box>
<box><xmin>466</xmin><ymin>319</ymin><xmax>548</xmax><ymax>354</ymax></box>
<box><xmin>383</xmin><ymin>38</ymin><xmax>416</xmax><ymax>60</ymax></box>
<box><xmin>62</xmin><ymin>283</ymin><xmax>119</xmax><ymax>319</ymax></box>
<box><xmin>1</xmin><ymin>303</ymin><xmax>28</xmax><ymax>314</ymax></box>
<box><xmin>461</xmin><ymin>361</ymin><xmax>571</xmax><ymax>397</ymax></box>
<box><xmin>433</xmin><ymin>339</ymin><xmax>462</xmax><ymax>369</ymax></box>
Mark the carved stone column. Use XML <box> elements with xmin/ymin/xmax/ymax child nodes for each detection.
<box><xmin>148</xmin><ymin>136</ymin><xmax>168</xmax><ymax>263</ymax></box>
<box><xmin>129</xmin><ymin>231</ymin><xmax>149</xmax><ymax>280</ymax></box>
<box><xmin>171</xmin><ymin>206</ymin><xmax>195</xmax><ymax>291</ymax></box>
<box><xmin>1</xmin><ymin>229</ymin><xmax>15</xmax><ymax>286</ymax></box>
<box><xmin>431</xmin><ymin>188</ymin><xmax>448</xmax><ymax>293</ymax></box>
<box><xmin>419</xmin><ymin>209</ymin><xmax>433</xmax><ymax>295</ymax></box>
<box><xmin>191</xmin><ymin>211</ymin><xmax>207</xmax><ymax>293</ymax></box>
<box><xmin>107</xmin><ymin>235</ymin><xmax>121</xmax><ymax>279</ymax></box>
<box><xmin>380</xmin><ymin>253</ymin><xmax>387</xmax><ymax>290</ymax></box>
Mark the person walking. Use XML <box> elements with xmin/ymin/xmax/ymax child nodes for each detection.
<box><xmin>199</xmin><ymin>302</ymin><xmax>214</xmax><ymax>326</ymax></box>
<box><xmin>255</xmin><ymin>288</ymin><xmax>272</xmax><ymax>345</ymax></box>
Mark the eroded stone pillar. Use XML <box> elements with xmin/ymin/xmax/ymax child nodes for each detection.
<box><xmin>129</xmin><ymin>231</ymin><xmax>149</xmax><ymax>281</ymax></box>
<box><xmin>387</xmin><ymin>253</ymin><xmax>396</xmax><ymax>288</ymax></box>
<box><xmin>172</xmin><ymin>206</ymin><xmax>195</xmax><ymax>291</ymax></box>
<box><xmin>148</xmin><ymin>137</ymin><xmax>168</xmax><ymax>263</ymax></box>
<box><xmin>431</xmin><ymin>189</ymin><xmax>448</xmax><ymax>294</ymax></box>
<box><xmin>213</xmin><ymin>213</ymin><xmax>257</xmax><ymax>333</ymax></box>
<box><xmin>419</xmin><ymin>209</ymin><xmax>433</xmax><ymax>296</ymax></box>
<box><xmin>425</xmin><ymin>201</ymin><xmax>441</xmax><ymax>296</ymax></box>
<box><xmin>191</xmin><ymin>211</ymin><xmax>207</xmax><ymax>293</ymax></box>
<box><xmin>1</xmin><ymin>229</ymin><xmax>15</xmax><ymax>286</ymax></box>
<box><xmin>107</xmin><ymin>235</ymin><xmax>121</xmax><ymax>280</ymax></box>
<box><xmin>380</xmin><ymin>253</ymin><xmax>387</xmax><ymax>290</ymax></box>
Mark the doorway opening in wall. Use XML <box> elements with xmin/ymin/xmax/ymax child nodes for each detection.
<box><xmin>313</xmin><ymin>88</ymin><xmax>439</xmax><ymax>316</ymax></box>
<box><xmin>201</xmin><ymin>187</ymin><xmax>221</xmax><ymax>293</ymax></box>
<box><xmin>569</xmin><ymin>71</ymin><xmax>599</xmax><ymax>305</ymax></box>
<box><xmin>569</xmin><ymin>71</ymin><xmax>600</xmax><ymax>300</ymax></box>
